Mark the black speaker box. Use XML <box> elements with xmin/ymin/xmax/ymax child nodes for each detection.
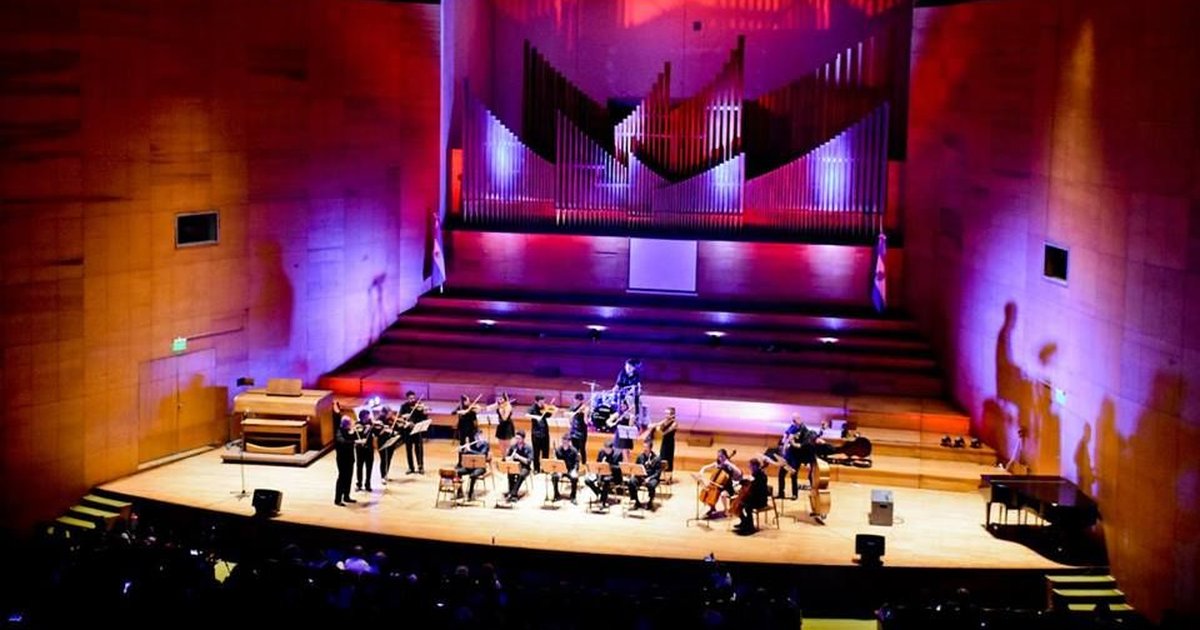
<box><xmin>856</xmin><ymin>533</ymin><xmax>885</xmax><ymax>565</ymax></box>
<box><xmin>252</xmin><ymin>488</ymin><xmax>282</xmax><ymax>517</ymax></box>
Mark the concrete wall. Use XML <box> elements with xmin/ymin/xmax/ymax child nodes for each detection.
<box><xmin>0</xmin><ymin>0</ymin><xmax>439</xmax><ymax>536</ymax></box>
<box><xmin>903</xmin><ymin>0</ymin><xmax>1200</xmax><ymax>620</ymax></box>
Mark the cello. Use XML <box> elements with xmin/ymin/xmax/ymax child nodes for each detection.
<box><xmin>699</xmin><ymin>450</ymin><xmax>738</xmax><ymax>509</ymax></box>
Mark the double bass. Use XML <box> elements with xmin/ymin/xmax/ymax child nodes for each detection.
<box><xmin>808</xmin><ymin>458</ymin><xmax>832</xmax><ymax>523</ymax></box>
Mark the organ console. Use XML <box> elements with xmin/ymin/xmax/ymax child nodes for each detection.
<box><xmin>234</xmin><ymin>379</ymin><xmax>334</xmax><ymax>455</ymax></box>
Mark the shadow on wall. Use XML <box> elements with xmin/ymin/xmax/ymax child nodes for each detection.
<box><xmin>256</xmin><ymin>241</ymin><xmax>294</xmax><ymax>348</ymax></box>
<box><xmin>1096</xmin><ymin>372</ymin><xmax>1198</xmax><ymax>622</ymax></box>
<box><xmin>369</xmin><ymin>272</ymin><xmax>388</xmax><ymax>344</ymax></box>
<box><xmin>981</xmin><ymin>301</ymin><xmax>1060</xmax><ymax>475</ymax></box>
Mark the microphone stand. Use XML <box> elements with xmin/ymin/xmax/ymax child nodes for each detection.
<box><xmin>231</xmin><ymin>408</ymin><xmax>250</xmax><ymax>500</ymax></box>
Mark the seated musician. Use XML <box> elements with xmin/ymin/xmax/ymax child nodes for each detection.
<box><xmin>585</xmin><ymin>440</ymin><xmax>624</xmax><ymax>505</ymax></box>
<box><xmin>551</xmin><ymin>433</ymin><xmax>581</xmax><ymax>503</ymax></box>
<box><xmin>454</xmin><ymin>395</ymin><xmax>480</xmax><ymax>446</ymax></box>
<box><xmin>503</xmin><ymin>431</ymin><xmax>534</xmax><ymax>502</ymax></box>
<box><xmin>627</xmin><ymin>437</ymin><xmax>662</xmax><ymax>511</ymax></box>
<box><xmin>698</xmin><ymin>449</ymin><xmax>742</xmax><ymax>519</ymax></box>
<box><xmin>615</xmin><ymin>357</ymin><xmax>643</xmax><ymax>417</ymax></box>
<box><xmin>734</xmin><ymin>457</ymin><xmax>770</xmax><ymax>535</ymax></box>
<box><xmin>455</xmin><ymin>428</ymin><xmax>490</xmax><ymax>501</ymax></box>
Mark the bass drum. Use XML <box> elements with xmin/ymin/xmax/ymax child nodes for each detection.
<box><xmin>591</xmin><ymin>404</ymin><xmax>616</xmax><ymax>432</ymax></box>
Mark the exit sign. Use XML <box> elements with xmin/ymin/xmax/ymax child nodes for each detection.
<box><xmin>171</xmin><ymin>337</ymin><xmax>188</xmax><ymax>352</ymax></box>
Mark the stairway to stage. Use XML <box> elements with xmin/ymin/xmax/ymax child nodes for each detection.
<box><xmin>362</xmin><ymin>291</ymin><xmax>945</xmax><ymax>397</ymax></box>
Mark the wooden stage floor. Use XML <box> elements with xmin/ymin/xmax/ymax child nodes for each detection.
<box><xmin>101</xmin><ymin>442</ymin><xmax>1078</xmax><ymax>571</ymax></box>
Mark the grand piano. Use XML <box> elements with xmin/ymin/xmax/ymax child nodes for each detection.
<box><xmin>981</xmin><ymin>474</ymin><xmax>1100</xmax><ymax>532</ymax></box>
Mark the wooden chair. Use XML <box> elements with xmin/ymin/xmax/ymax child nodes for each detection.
<box><xmin>434</xmin><ymin>468</ymin><xmax>462</xmax><ymax>507</ymax></box>
<box><xmin>658</xmin><ymin>460</ymin><xmax>674</xmax><ymax>498</ymax></box>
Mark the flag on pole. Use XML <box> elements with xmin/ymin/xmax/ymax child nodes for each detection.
<box><xmin>871</xmin><ymin>232</ymin><xmax>887</xmax><ymax>312</ymax></box>
<box><xmin>423</xmin><ymin>208</ymin><xmax>446</xmax><ymax>289</ymax></box>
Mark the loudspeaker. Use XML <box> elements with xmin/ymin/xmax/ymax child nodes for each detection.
<box><xmin>252</xmin><ymin>488</ymin><xmax>282</xmax><ymax>517</ymax></box>
<box><xmin>855</xmin><ymin>534</ymin><xmax>885</xmax><ymax>566</ymax></box>
<box><xmin>869</xmin><ymin>489</ymin><xmax>894</xmax><ymax>526</ymax></box>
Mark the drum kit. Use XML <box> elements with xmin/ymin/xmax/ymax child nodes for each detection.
<box><xmin>583</xmin><ymin>381</ymin><xmax>643</xmax><ymax>431</ymax></box>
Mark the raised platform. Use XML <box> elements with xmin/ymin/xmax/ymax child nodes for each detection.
<box><xmin>99</xmin><ymin>444</ymin><xmax>1077</xmax><ymax>572</ymax></box>
<box><xmin>354</xmin><ymin>291</ymin><xmax>946</xmax><ymax>397</ymax></box>
<box><xmin>318</xmin><ymin>367</ymin><xmax>997</xmax><ymax>491</ymax></box>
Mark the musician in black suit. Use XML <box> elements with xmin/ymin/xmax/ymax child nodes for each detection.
<box><xmin>354</xmin><ymin>410</ymin><xmax>376</xmax><ymax>492</ymax></box>
<box><xmin>376</xmin><ymin>406</ymin><xmax>399</xmax><ymax>483</ymax></box>
<box><xmin>551</xmin><ymin>433</ymin><xmax>580</xmax><ymax>503</ymax></box>
<box><xmin>527</xmin><ymin>395</ymin><xmax>553</xmax><ymax>473</ymax></box>
<box><xmin>627</xmin><ymin>438</ymin><xmax>663</xmax><ymax>510</ymax></box>
<box><xmin>399</xmin><ymin>390</ymin><xmax>427</xmax><ymax>474</ymax></box>
<box><xmin>334</xmin><ymin>415</ymin><xmax>358</xmax><ymax>506</ymax></box>
<box><xmin>735</xmin><ymin>457</ymin><xmax>769</xmax><ymax>534</ymax></box>
<box><xmin>568</xmin><ymin>392</ymin><xmax>589</xmax><ymax>464</ymax></box>
<box><xmin>455</xmin><ymin>428</ymin><xmax>490</xmax><ymax>502</ymax></box>
<box><xmin>504</xmin><ymin>431</ymin><xmax>533</xmax><ymax>501</ymax></box>
<box><xmin>585</xmin><ymin>440</ymin><xmax>624</xmax><ymax>506</ymax></box>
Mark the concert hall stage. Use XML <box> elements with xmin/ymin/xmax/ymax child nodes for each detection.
<box><xmin>100</xmin><ymin>442</ymin><xmax>1080</xmax><ymax>573</ymax></box>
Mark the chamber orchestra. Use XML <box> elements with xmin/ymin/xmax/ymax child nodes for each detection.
<box><xmin>328</xmin><ymin>358</ymin><xmax>861</xmax><ymax>534</ymax></box>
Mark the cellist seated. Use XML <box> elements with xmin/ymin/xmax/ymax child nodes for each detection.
<box><xmin>697</xmin><ymin>448</ymin><xmax>742</xmax><ymax>519</ymax></box>
<box><xmin>733</xmin><ymin>457</ymin><xmax>770</xmax><ymax>535</ymax></box>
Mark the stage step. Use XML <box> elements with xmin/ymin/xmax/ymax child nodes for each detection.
<box><xmin>1050</xmin><ymin>588</ymin><xmax>1127</xmax><ymax>609</ymax></box>
<box><xmin>53</xmin><ymin>515</ymin><xmax>97</xmax><ymax>532</ymax></box>
<box><xmin>67</xmin><ymin>505</ymin><xmax>122</xmax><ymax>531</ymax></box>
<box><xmin>80</xmin><ymin>493</ymin><xmax>133</xmax><ymax>519</ymax></box>
<box><xmin>352</xmin><ymin>293</ymin><xmax>947</xmax><ymax>397</ymax></box>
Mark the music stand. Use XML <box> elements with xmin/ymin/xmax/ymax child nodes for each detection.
<box><xmin>541</xmin><ymin>458</ymin><xmax>569</xmax><ymax>506</ymax></box>
<box><xmin>494</xmin><ymin>460</ymin><xmax>525</xmax><ymax>508</ymax></box>
<box><xmin>585</xmin><ymin>462</ymin><xmax>612</xmax><ymax>512</ymax></box>
<box><xmin>411</xmin><ymin>419</ymin><xmax>432</xmax><ymax>439</ymax></box>
<box><xmin>615</xmin><ymin>424</ymin><xmax>638</xmax><ymax>452</ymax></box>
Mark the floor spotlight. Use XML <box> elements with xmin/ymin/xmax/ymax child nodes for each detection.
<box><xmin>587</xmin><ymin>324</ymin><xmax>607</xmax><ymax>341</ymax></box>
<box><xmin>478</xmin><ymin>319</ymin><xmax>497</xmax><ymax>330</ymax></box>
<box><xmin>705</xmin><ymin>330</ymin><xmax>725</xmax><ymax>346</ymax></box>
<box><xmin>818</xmin><ymin>336</ymin><xmax>839</xmax><ymax>345</ymax></box>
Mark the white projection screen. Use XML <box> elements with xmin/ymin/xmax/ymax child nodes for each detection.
<box><xmin>627</xmin><ymin>238</ymin><xmax>698</xmax><ymax>294</ymax></box>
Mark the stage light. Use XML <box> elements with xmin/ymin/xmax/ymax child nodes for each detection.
<box><xmin>819</xmin><ymin>336</ymin><xmax>839</xmax><ymax>344</ymax></box>
<box><xmin>587</xmin><ymin>324</ymin><xmax>607</xmax><ymax>341</ymax></box>
<box><xmin>705</xmin><ymin>330</ymin><xmax>726</xmax><ymax>338</ymax></box>
<box><xmin>478</xmin><ymin>319</ymin><xmax>497</xmax><ymax>328</ymax></box>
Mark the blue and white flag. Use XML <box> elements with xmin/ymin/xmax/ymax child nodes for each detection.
<box><xmin>871</xmin><ymin>232</ymin><xmax>887</xmax><ymax>312</ymax></box>
<box><xmin>423</xmin><ymin>208</ymin><xmax>447</xmax><ymax>289</ymax></box>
